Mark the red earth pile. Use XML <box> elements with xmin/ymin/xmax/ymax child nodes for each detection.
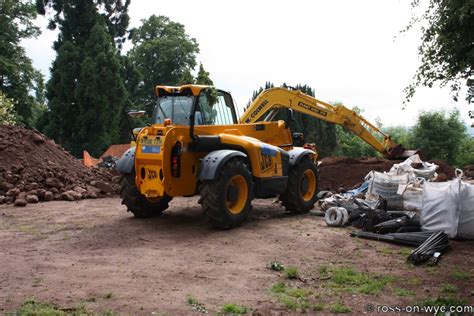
<box><xmin>0</xmin><ymin>125</ymin><xmax>118</xmax><ymax>206</ymax></box>
<box><xmin>318</xmin><ymin>156</ymin><xmax>455</xmax><ymax>191</ymax></box>
<box><xmin>318</xmin><ymin>157</ymin><xmax>395</xmax><ymax>191</ymax></box>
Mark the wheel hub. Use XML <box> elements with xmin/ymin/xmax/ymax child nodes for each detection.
<box><xmin>227</xmin><ymin>185</ymin><xmax>239</xmax><ymax>203</ymax></box>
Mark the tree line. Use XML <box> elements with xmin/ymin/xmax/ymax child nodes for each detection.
<box><xmin>0</xmin><ymin>0</ymin><xmax>472</xmax><ymax>165</ymax></box>
<box><xmin>1</xmin><ymin>0</ymin><xmax>212</xmax><ymax>157</ymax></box>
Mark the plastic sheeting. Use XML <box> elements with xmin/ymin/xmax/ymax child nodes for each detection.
<box><xmin>389</xmin><ymin>154</ymin><xmax>438</xmax><ymax>180</ymax></box>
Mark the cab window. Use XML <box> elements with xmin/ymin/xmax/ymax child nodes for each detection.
<box><xmin>197</xmin><ymin>90</ymin><xmax>237</xmax><ymax>125</ymax></box>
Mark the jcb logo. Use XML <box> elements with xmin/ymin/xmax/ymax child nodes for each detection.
<box><xmin>259</xmin><ymin>150</ymin><xmax>273</xmax><ymax>172</ymax></box>
<box><xmin>147</xmin><ymin>169</ymin><xmax>157</xmax><ymax>180</ymax></box>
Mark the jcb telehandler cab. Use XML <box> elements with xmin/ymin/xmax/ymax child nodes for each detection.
<box><xmin>117</xmin><ymin>85</ymin><xmax>319</xmax><ymax>228</ymax></box>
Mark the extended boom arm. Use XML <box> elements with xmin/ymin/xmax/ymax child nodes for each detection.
<box><xmin>240</xmin><ymin>87</ymin><xmax>408</xmax><ymax>159</ymax></box>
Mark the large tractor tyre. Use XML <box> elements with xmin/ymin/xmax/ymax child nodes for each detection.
<box><xmin>280</xmin><ymin>157</ymin><xmax>319</xmax><ymax>214</ymax></box>
<box><xmin>199</xmin><ymin>159</ymin><xmax>253</xmax><ymax>229</ymax></box>
<box><xmin>119</xmin><ymin>173</ymin><xmax>172</xmax><ymax>218</ymax></box>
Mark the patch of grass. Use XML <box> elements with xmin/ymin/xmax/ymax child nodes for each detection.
<box><xmin>186</xmin><ymin>294</ymin><xmax>207</xmax><ymax>314</ymax></box>
<box><xmin>83</xmin><ymin>297</ymin><xmax>96</xmax><ymax>303</ymax></box>
<box><xmin>284</xmin><ymin>266</ymin><xmax>300</xmax><ymax>279</ymax></box>
<box><xmin>419</xmin><ymin>296</ymin><xmax>467</xmax><ymax>309</ymax></box>
<box><xmin>329</xmin><ymin>267</ymin><xmax>394</xmax><ymax>295</ymax></box>
<box><xmin>270</xmin><ymin>282</ymin><xmax>287</xmax><ymax>294</ymax></box>
<box><xmin>398</xmin><ymin>248</ymin><xmax>413</xmax><ymax>257</ymax></box>
<box><xmin>270</xmin><ymin>282</ymin><xmax>313</xmax><ymax>312</ymax></box>
<box><xmin>440</xmin><ymin>283</ymin><xmax>458</xmax><ymax>294</ymax></box>
<box><xmin>15</xmin><ymin>298</ymin><xmax>87</xmax><ymax>315</ymax></box>
<box><xmin>408</xmin><ymin>276</ymin><xmax>422</xmax><ymax>286</ymax></box>
<box><xmin>104</xmin><ymin>292</ymin><xmax>114</xmax><ymax>299</ymax></box>
<box><xmin>380</xmin><ymin>247</ymin><xmax>393</xmax><ymax>255</ymax></box>
<box><xmin>329</xmin><ymin>301</ymin><xmax>352</xmax><ymax>313</ymax></box>
<box><xmin>32</xmin><ymin>277</ymin><xmax>42</xmax><ymax>287</ymax></box>
<box><xmin>393</xmin><ymin>287</ymin><xmax>415</xmax><ymax>297</ymax></box>
<box><xmin>425</xmin><ymin>266</ymin><xmax>438</xmax><ymax>276</ymax></box>
<box><xmin>221</xmin><ymin>303</ymin><xmax>248</xmax><ymax>314</ymax></box>
<box><xmin>319</xmin><ymin>265</ymin><xmax>329</xmax><ymax>277</ymax></box>
<box><xmin>311</xmin><ymin>303</ymin><xmax>324</xmax><ymax>311</ymax></box>
<box><xmin>450</xmin><ymin>268</ymin><xmax>471</xmax><ymax>280</ymax></box>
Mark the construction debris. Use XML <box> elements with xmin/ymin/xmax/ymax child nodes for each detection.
<box><xmin>350</xmin><ymin>231</ymin><xmax>434</xmax><ymax>247</ymax></box>
<box><xmin>0</xmin><ymin>125</ymin><xmax>118</xmax><ymax>206</ymax></box>
<box><xmin>319</xmin><ymin>154</ymin><xmax>469</xmax><ymax>265</ymax></box>
<box><xmin>407</xmin><ymin>231</ymin><xmax>450</xmax><ymax>265</ymax></box>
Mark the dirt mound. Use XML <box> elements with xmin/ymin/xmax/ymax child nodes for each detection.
<box><xmin>318</xmin><ymin>156</ymin><xmax>456</xmax><ymax>192</ymax></box>
<box><xmin>318</xmin><ymin>156</ymin><xmax>396</xmax><ymax>191</ymax></box>
<box><xmin>429</xmin><ymin>159</ymin><xmax>455</xmax><ymax>179</ymax></box>
<box><xmin>0</xmin><ymin>125</ymin><xmax>118</xmax><ymax>206</ymax></box>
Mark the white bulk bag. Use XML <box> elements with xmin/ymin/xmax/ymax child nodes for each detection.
<box><xmin>366</xmin><ymin>171</ymin><xmax>413</xmax><ymax>209</ymax></box>
<box><xmin>421</xmin><ymin>172</ymin><xmax>474</xmax><ymax>239</ymax></box>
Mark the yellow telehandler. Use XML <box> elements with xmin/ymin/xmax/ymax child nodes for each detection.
<box><xmin>117</xmin><ymin>85</ymin><xmax>412</xmax><ymax>228</ymax></box>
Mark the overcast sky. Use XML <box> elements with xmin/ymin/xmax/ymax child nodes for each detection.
<box><xmin>22</xmin><ymin>0</ymin><xmax>472</xmax><ymax>128</ymax></box>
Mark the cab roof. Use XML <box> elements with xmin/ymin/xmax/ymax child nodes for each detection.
<box><xmin>154</xmin><ymin>84</ymin><xmax>211</xmax><ymax>97</ymax></box>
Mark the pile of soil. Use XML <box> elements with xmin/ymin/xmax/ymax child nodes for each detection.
<box><xmin>318</xmin><ymin>157</ymin><xmax>396</xmax><ymax>191</ymax></box>
<box><xmin>463</xmin><ymin>165</ymin><xmax>474</xmax><ymax>179</ymax></box>
<box><xmin>318</xmin><ymin>156</ymin><xmax>455</xmax><ymax>191</ymax></box>
<box><xmin>0</xmin><ymin>125</ymin><xmax>118</xmax><ymax>206</ymax></box>
<box><xmin>430</xmin><ymin>159</ymin><xmax>456</xmax><ymax>179</ymax></box>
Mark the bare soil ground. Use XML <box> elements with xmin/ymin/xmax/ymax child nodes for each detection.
<box><xmin>1</xmin><ymin>197</ymin><xmax>473</xmax><ymax>315</ymax></box>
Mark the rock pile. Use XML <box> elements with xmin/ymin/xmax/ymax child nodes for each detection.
<box><xmin>0</xmin><ymin>125</ymin><xmax>119</xmax><ymax>206</ymax></box>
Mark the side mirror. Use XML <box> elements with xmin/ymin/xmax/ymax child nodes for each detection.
<box><xmin>127</xmin><ymin>110</ymin><xmax>146</xmax><ymax>118</ymax></box>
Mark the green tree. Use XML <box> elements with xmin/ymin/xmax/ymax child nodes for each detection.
<box><xmin>334</xmin><ymin>106</ymin><xmax>378</xmax><ymax>158</ymax></box>
<box><xmin>382</xmin><ymin>126</ymin><xmax>413</xmax><ymax>149</ymax></box>
<box><xmin>195</xmin><ymin>63</ymin><xmax>213</xmax><ymax>85</ymax></box>
<box><xmin>128</xmin><ymin>15</ymin><xmax>199</xmax><ymax>113</ymax></box>
<box><xmin>456</xmin><ymin>137</ymin><xmax>474</xmax><ymax>167</ymax></box>
<box><xmin>36</xmin><ymin>0</ymin><xmax>130</xmax><ymax>48</ymax></box>
<box><xmin>74</xmin><ymin>21</ymin><xmax>126</xmax><ymax>156</ymax></box>
<box><xmin>0</xmin><ymin>91</ymin><xmax>18</xmax><ymax>125</ymax></box>
<box><xmin>404</xmin><ymin>0</ymin><xmax>474</xmax><ymax>103</ymax></box>
<box><xmin>411</xmin><ymin>109</ymin><xmax>466</xmax><ymax>165</ymax></box>
<box><xmin>0</xmin><ymin>0</ymin><xmax>44</xmax><ymax>126</ymax></box>
<box><xmin>38</xmin><ymin>0</ymin><xmax>130</xmax><ymax>156</ymax></box>
<box><xmin>179</xmin><ymin>70</ymin><xmax>195</xmax><ymax>85</ymax></box>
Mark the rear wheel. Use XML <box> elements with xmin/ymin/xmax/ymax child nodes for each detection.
<box><xmin>280</xmin><ymin>157</ymin><xmax>319</xmax><ymax>214</ymax></box>
<box><xmin>119</xmin><ymin>173</ymin><xmax>172</xmax><ymax>218</ymax></box>
<box><xmin>199</xmin><ymin>159</ymin><xmax>253</xmax><ymax>229</ymax></box>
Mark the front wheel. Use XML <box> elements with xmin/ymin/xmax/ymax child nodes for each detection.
<box><xmin>199</xmin><ymin>159</ymin><xmax>253</xmax><ymax>229</ymax></box>
<box><xmin>119</xmin><ymin>173</ymin><xmax>172</xmax><ymax>218</ymax></box>
<box><xmin>280</xmin><ymin>157</ymin><xmax>319</xmax><ymax>214</ymax></box>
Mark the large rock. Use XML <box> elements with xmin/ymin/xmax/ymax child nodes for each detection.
<box><xmin>73</xmin><ymin>186</ymin><xmax>87</xmax><ymax>194</ymax></box>
<box><xmin>94</xmin><ymin>181</ymin><xmax>114</xmax><ymax>194</ymax></box>
<box><xmin>43</xmin><ymin>191</ymin><xmax>53</xmax><ymax>201</ymax></box>
<box><xmin>61</xmin><ymin>190</ymin><xmax>82</xmax><ymax>201</ymax></box>
<box><xmin>0</xmin><ymin>182</ymin><xmax>14</xmax><ymax>191</ymax></box>
<box><xmin>32</xmin><ymin>133</ymin><xmax>45</xmax><ymax>144</ymax></box>
<box><xmin>14</xmin><ymin>199</ymin><xmax>27</xmax><ymax>207</ymax></box>
<box><xmin>45</xmin><ymin>177</ymin><xmax>64</xmax><ymax>189</ymax></box>
<box><xmin>6</xmin><ymin>188</ymin><xmax>20</xmax><ymax>197</ymax></box>
<box><xmin>26</xmin><ymin>194</ymin><xmax>39</xmax><ymax>204</ymax></box>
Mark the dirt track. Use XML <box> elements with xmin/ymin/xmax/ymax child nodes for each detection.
<box><xmin>1</xmin><ymin>197</ymin><xmax>473</xmax><ymax>314</ymax></box>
